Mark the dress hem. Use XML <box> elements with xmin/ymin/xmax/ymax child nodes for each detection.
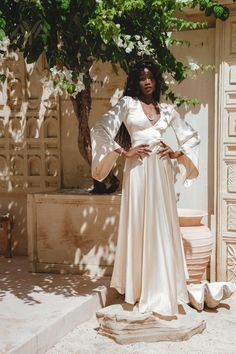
<box><xmin>110</xmin><ymin>283</ymin><xmax>190</xmax><ymax>316</ymax></box>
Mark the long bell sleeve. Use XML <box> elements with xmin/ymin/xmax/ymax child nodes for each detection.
<box><xmin>90</xmin><ymin>96</ymin><xmax>129</xmax><ymax>182</ymax></box>
<box><xmin>170</xmin><ymin>106</ymin><xmax>201</xmax><ymax>187</ymax></box>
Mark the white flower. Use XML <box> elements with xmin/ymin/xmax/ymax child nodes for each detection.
<box><xmin>72</xmin><ymin>82</ymin><xmax>85</xmax><ymax>98</ymax></box>
<box><xmin>125</xmin><ymin>42</ymin><xmax>134</xmax><ymax>53</ymax></box>
<box><xmin>135</xmin><ymin>36</ymin><xmax>154</xmax><ymax>56</ymax></box>
<box><xmin>134</xmin><ymin>35</ymin><xmax>140</xmax><ymax>40</ymax></box>
<box><xmin>187</xmin><ymin>56</ymin><xmax>200</xmax><ymax>71</ymax></box>
<box><xmin>115</xmin><ymin>24</ymin><xmax>121</xmax><ymax>29</ymax></box>
<box><xmin>73</xmin><ymin>75</ymin><xmax>85</xmax><ymax>96</ymax></box>
<box><xmin>113</xmin><ymin>36</ymin><xmax>124</xmax><ymax>48</ymax></box>
<box><xmin>143</xmin><ymin>37</ymin><xmax>150</xmax><ymax>45</ymax></box>
<box><xmin>189</xmin><ymin>62</ymin><xmax>200</xmax><ymax>71</ymax></box>
<box><xmin>0</xmin><ymin>36</ymin><xmax>10</xmax><ymax>63</ymax></box>
<box><xmin>45</xmin><ymin>66</ymin><xmax>85</xmax><ymax>97</ymax></box>
<box><xmin>0</xmin><ymin>37</ymin><xmax>10</xmax><ymax>51</ymax></box>
<box><xmin>117</xmin><ymin>38</ymin><xmax>124</xmax><ymax>48</ymax></box>
<box><xmin>63</xmin><ymin>67</ymin><xmax>73</xmax><ymax>80</ymax></box>
<box><xmin>50</xmin><ymin>66</ymin><xmax>59</xmax><ymax>78</ymax></box>
<box><xmin>125</xmin><ymin>47</ymin><xmax>132</xmax><ymax>54</ymax></box>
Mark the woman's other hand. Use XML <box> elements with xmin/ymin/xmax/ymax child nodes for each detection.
<box><xmin>124</xmin><ymin>144</ymin><xmax>151</xmax><ymax>160</ymax></box>
<box><xmin>157</xmin><ymin>141</ymin><xmax>183</xmax><ymax>159</ymax></box>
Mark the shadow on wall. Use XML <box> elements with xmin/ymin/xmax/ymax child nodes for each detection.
<box><xmin>0</xmin><ymin>52</ymin><xmax>61</xmax><ymax>255</ymax></box>
<box><xmin>30</xmin><ymin>192</ymin><xmax>120</xmax><ymax>278</ymax></box>
<box><xmin>0</xmin><ymin>196</ymin><xmax>27</xmax><ymax>255</ymax></box>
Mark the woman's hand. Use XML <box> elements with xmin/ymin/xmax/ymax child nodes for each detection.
<box><xmin>124</xmin><ymin>144</ymin><xmax>151</xmax><ymax>160</ymax></box>
<box><xmin>157</xmin><ymin>141</ymin><xmax>183</xmax><ymax>159</ymax></box>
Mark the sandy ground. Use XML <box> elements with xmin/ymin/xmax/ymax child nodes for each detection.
<box><xmin>47</xmin><ymin>292</ymin><xmax>236</xmax><ymax>354</ymax></box>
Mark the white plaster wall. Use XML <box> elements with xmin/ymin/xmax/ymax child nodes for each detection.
<box><xmin>164</xmin><ymin>29</ymin><xmax>215</xmax><ymax>219</ymax></box>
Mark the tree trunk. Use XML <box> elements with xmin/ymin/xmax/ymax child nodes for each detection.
<box><xmin>72</xmin><ymin>86</ymin><xmax>120</xmax><ymax>194</ymax></box>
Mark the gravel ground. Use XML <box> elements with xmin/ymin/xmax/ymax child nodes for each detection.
<box><xmin>47</xmin><ymin>293</ymin><xmax>236</xmax><ymax>354</ymax></box>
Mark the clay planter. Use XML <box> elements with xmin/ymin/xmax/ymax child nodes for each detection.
<box><xmin>178</xmin><ymin>208</ymin><xmax>213</xmax><ymax>284</ymax></box>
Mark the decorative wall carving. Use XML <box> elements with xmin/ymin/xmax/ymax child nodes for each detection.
<box><xmin>27</xmin><ymin>118</ymin><xmax>39</xmax><ymax>138</ymax></box>
<box><xmin>227</xmin><ymin>163</ymin><xmax>236</xmax><ymax>192</ymax></box>
<box><xmin>11</xmin><ymin>155</ymin><xmax>24</xmax><ymax>176</ymax></box>
<box><xmin>225</xmin><ymin>144</ymin><xmax>236</xmax><ymax>157</ymax></box>
<box><xmin>227</xmin><ymin>244</ymin><xmax>236</xmax><ymax>282</ymax></box>
<box><xmin>226</xmin><ymin>91</ymin><xmax>236</xmax><ymax>105</ymax></box>
<box><xmin>217</xmin><ymin>13</ymin><xmax>236</xmax><ymax>281</ymax></box>
<box><xmin>44</xmin><ymin>117</ymin><xmax>58</xmax><ymax>138</ymax></box>
<box><xmin>28</xmin><ymin>156</ymin><xmax>41</xmax><ymax>176</ymax></box>
<box><xmin>46</xmin><ymin>156</ymin><xmax>58</xmax><ymax>177</ymax></box>
<box><xmin>0</xmin><ymin>52</ymin><xmax>61</xmax><ymax>193</ymax></box>
<box><xmin>228</xmin><ymin>110</ymin><xmax>236</xmax><ymax>136</ymax></box>
<box><xmin>227</xmin><ymin>204</ymin><xmax>236</xmax><ymax>231</ymax></box>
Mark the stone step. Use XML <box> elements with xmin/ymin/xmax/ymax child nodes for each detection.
<box><xmin>0</xmin><ymin>257</ymin><xmax>117</xmax><ymax>354</ymax></box>
<box><xmin>10</xmin><ymin>291</ymin><xmax>105</xmax><ymax>354</ymax></box>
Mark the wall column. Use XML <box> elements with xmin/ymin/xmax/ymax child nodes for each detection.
<box><xmin>216</xmin><ymin>10</ymin><xmax>236</xmax><ymax>281</ymax></box>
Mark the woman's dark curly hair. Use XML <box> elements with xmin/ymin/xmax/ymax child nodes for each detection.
<box><xmin>115</xmin><ymin>59</ymin><xmax>162</xmax><ymax>150</ymax></box>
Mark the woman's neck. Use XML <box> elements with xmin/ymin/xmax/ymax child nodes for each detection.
<box><xmin>139</xmin><ymin>94</ymin><xmax>155</xmax><ymax>104</ymax></box>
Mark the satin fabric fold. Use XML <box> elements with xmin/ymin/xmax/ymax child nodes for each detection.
<box><xmin>110</xmin><ymin>146</ymin><xmax>189</xmax><ymax>316</ymax></box>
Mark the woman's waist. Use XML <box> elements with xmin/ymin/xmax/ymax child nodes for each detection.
<box><xmin>132</xmin><ymin>138</ymin><xmax>163</xmax><ymax>152</ymax></box>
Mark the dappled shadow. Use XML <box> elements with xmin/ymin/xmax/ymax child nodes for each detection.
<box><xmin>0</xmin><ymin>52</ymin><xmax>61</xmax><ymax>256</ymax></box>
<box><xmin>30</xmin><ymin>189</ymin><xmax>121</xmax><ymax>280</ymax></box>
<box><xmin>0</xmin><ymin>256</ymin><xmax>110</xmax><ymax>305</ymax></box>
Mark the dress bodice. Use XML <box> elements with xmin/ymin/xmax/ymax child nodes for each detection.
<box><xmin>90</xmin><ymin>95</ymin><xmax>200</xmax><ymax>187</ymax></box>
<box><xmin>123</xmin><ymin>97</ymin><xmax>173</xmax><ymax>149</ymax></box>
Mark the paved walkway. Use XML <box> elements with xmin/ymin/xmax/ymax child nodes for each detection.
<box><xmin>0</xmin><ymin>256</ymin><xmax>110</xmax><ymax>354</ymax></box>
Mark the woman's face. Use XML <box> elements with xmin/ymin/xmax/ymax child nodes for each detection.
<box><xmin>138</xmin><ymin>67</ymin><xmax>156</xmax><ymax>96</ymax></box>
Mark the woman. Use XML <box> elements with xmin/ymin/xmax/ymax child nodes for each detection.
<box><xmin>90</xmin><ymin>60</ymin><xmax>200</xmax><ymax>316</ymax></box>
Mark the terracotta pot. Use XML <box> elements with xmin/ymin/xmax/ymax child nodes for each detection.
<box><xmin>178</xmin><ymin>208</ymin><xmax>213</xmax><ymax>284</ymax></box>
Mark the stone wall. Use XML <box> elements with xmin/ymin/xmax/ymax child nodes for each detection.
<box><xmin>0</xmin><ymin>29</ymin><xmax>216</xmax><ymax>258</ymax></box>
<box><xmin>0</xmin><ymin>53</ymin><xmax>61</xmax><ymax>255</ymax></box>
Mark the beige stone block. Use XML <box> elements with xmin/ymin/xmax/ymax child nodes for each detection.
<box><xmin>28</xmin><ymin>192</ymin><xmax>121</xmax><ymax>275</ymax></box>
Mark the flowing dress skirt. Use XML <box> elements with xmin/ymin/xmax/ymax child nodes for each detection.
<box><xmin>110</xmin><ymin>147</ymin><xmax>190</xmax><ymax>316</ymax></box>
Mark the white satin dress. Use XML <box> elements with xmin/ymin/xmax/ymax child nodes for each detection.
<box><xmin>90</xmin><ymin>96</ymin><xmax>201</xmax><ymax>316</ymax></box>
